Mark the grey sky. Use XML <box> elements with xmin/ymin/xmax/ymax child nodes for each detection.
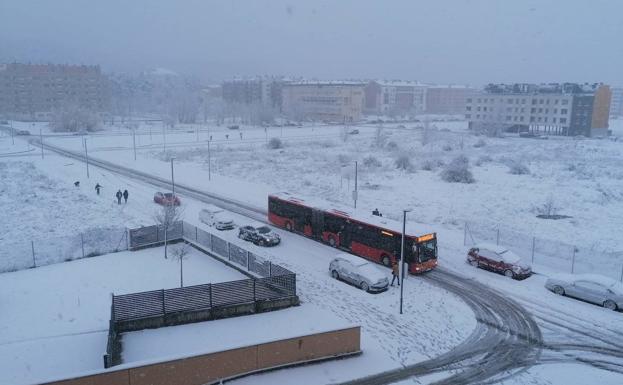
<box><xmin>1</xmin><ymin>0</ymin><xmax>621</xmax><ymax>86</ymax></box>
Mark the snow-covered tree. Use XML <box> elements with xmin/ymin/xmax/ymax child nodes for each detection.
<box><xmin>154</xmin><ymin>203</ymin><xmax>184</xmax><ymax>259</ymax></box>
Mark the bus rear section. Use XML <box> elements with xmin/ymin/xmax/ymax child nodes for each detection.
<box><xmin>268</xmin><ymin>193</ymin><xmax>438</xmax><ymax>274</ymax></box>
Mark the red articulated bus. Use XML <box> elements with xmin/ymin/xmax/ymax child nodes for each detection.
<box><xmin>268</xmin><ymin>192</ymin><xmax>438</xmax><ymax>274</ymax></box>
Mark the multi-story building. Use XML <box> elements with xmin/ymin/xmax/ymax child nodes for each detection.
<box><xmin>221</xmin><ymin>77</ymin><xmax>284</xmax><ymax>110</ymax></box>
<box><xmin>425</xmin><ymin>85</ymin><xmax>476</xmax><ymax>115</ymax></box>
<box><xmin>364</xmin><ymin>80</ymin><xmax>427</xmax><ymax>115</ymax></box>
<box><xmin>0</xmin><ymin>63</ymin><xmax>110</xmax><ymax>120</ymax></box>
<box><xmin>610</xmin><ymin>87</ymin><xmax>623</xmax><ymax>117</ymax></box>
<box><xmin>282</xmin><ymin>81</ymin><xmax>365</xmax><ymax>122</ymax></box>
<box><xmin>466</xmin><ymin>83</ymin><xmax>612</xmax><ymax>137</ymax></box>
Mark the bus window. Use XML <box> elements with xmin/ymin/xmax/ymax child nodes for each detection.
<box><xmin>418</xmin><ymin>239</ymin><xmax>437</xmax><ymax>262</ymax></box>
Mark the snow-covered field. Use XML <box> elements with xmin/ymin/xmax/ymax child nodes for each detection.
<box><xmin>1</xmin><ymin>119</ymin><xmax>623</xmax><ymax>385</ymax></box>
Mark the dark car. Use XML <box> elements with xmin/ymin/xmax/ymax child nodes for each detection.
<box><xmin>153</xmin><ymin>192</ymin><xmax>181</xmax><ymax>206</ymax></box>
<box><xmin>467</xmin><ymin>243</ymin><xmax>532</xmax><ymax>280</ymax></box>
<box><xmin>238</xmin><ymin>224</ymin><xmax>280</xmax><ymax>246</ymax></box>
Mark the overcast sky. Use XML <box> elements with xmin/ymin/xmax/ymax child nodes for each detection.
<box><xmin>1</xmin><ymin>0</ymin><xmax>621</xmax><ymax>86</ymax></box>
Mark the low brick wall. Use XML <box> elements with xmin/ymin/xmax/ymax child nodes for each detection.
<box><xmin>42</xmin><ymin>326</ymin><xmax>361</xmax><ymax>385</ymax></box>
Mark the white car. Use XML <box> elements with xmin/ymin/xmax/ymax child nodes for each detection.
<box><xmin>545</xmin><ymin>273</ymin><xmax>623</xmax><ymax>311</ymax></box>
<box><xmin>199</xmin><ymin>205</ymin><xmax>235</xmax><ymax>230</ymax></box>
<box><xmin>329</xmin><ymin>253</ymin><xmax>389</xmax><ymax>293</ymax></box>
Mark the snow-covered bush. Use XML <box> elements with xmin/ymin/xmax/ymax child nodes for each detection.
<box><xmin>508</xmin><ymin>161</ymin><xmax>530</xmax><ymax>175</ymax></box>
<box><xmin>395</xmin><ymin>153</ymin><xmax>413</xmax><ymax>171</ymax></box>
<box><xmin>51</xmin><ymin>105</ymin><xmax>101</xmax><ymax>132</ymax></box>
<box><xmin>363</xmin><ymin>155</ymin><xmax>382</xmax><ymax>168</ymax></box>
<box><xmin>473</xmin><ymin>138</ymin><xmax>486</xmax><ymax>148</ymax></box>
<box><xmin>386</xmin><ymin>141</ymin><xmax>399</xmax><ymax>151</ymax></box>
<box><xmin>536</xmin><ymin>195</ymin><xmax>559</xmax><ymax>217</ymax></box>
<box><xmin>267</xmin><ymin>137</ymin><xmax>283</xmax><ymax>149</ymax></box>
<box><xmin>442</xmin><ymin>143</ymin><xmax>453</xmax><ymax>152</ymax></box>
<box><xmin>475</xmin><ymin>155</ymin><xmax>492</xmax><ymax>166</ymax></box>
<box><xmin>440</xmin><ymin>155</ymin><xmax>475</xmax><ymax>183</ymax></box>
<box><xmin>421</xmin><ymin>158</ymin><xmax>444</xmax><ymax>171</ymax></box>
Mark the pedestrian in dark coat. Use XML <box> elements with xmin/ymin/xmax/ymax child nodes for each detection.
<box><xmin>116</xmin><ymin>190</ymin><xmax>122</xmax><ymax>205</ymax></box>
<box><xmin>95</xmin><ymin>183</ymin><xmax>102</xmax><ymax>195</ymax></box>
<box><xmin>390</xmin><ymin>261</ymin><xmax>400</xmax><ymax>286</ymax></box>
<box><xmin>123</xmin><ymin>189</ymin><xmax>129</xmax><ymax>203</ymax></box>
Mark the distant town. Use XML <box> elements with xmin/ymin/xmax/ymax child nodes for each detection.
<box><xmin>1</xmin><ymin>62</ymin><xmax>621</xmax><ymax>138</ymax></box>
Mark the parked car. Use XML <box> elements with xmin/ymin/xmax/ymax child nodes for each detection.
<box><xmin>545</xmin><ymin>274</ymin><xmax>623</xmax><ymax>311</ymax></box>
<box><xmin>153</xmin><ymin>192</ymin><xmax>181</xmax><ymax>206</ymax></box>
<box><xmin>348</xmin><ymin>129</ymin><xmax>359</xmax><ymax>135</ymax></box>
<box><xmin>228</xmin><ymin>125</ymin><xmax>239</xmax><ymax>130</ymax></box>
<box><xmin>329</xmin><ymin>253</ymin><xmax>389</xmax><ymax>293</ymax></box>
<box><xmin>16</xmin><ymin>129</ymin><xmax>30</xmax><ymax>136</ymax></box>
<box><xmin>467</xmin><ymin>243</ymin><xmax>532</xmax><ymax>279</ymax></box>
<box><xmin>199</xmin><ymin>204</ymin><xmax>235</xmax><ymax>230</ymax></box>
<box><xmin>238</xmin><ymin>223</ymin><xmax>280</xmax><ymax>246</ymax></box>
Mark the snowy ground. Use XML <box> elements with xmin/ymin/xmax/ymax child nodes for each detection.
<box><xmin>1</xmin><ymin>119</ymin><xmax>623</xmax><ymax>384</ymax></box>
<box><xmin>0</xmin><ymin>246</ymin><xmax>247</xmax><ymax>385</ymax></box>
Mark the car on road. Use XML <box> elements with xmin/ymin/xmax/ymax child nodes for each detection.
<box><xmin>153</xmin><ymin>192</ymin><xmax>181</xmax><ymax>206</ymax></box>
<box><xmin>467</xmin><ymin>243</ymin><xmax>532</xmax><ymax>279</ymax></box>
<box><xmin>238</xmin><ymin>223</ymin><xmax>280</xmax><ymax>246</ymax></box>
<box><xmin>329</xmin><ymin>253</ymin><xmax>389</xmax><ymax>293</ymax></box>
<box><xmin>545</xmin><ymin>274</ymin><xmax>623</xmax><ymax>311</ymax></box>
<box><xmin>348</xmin><ymin>129</ymin><xmax>359</xmax><ymax>135</ymax></box>
<box><xmin>199</xmin><ymin>204</ymin><xmax>235</xmax><ymax>230</ymax></box>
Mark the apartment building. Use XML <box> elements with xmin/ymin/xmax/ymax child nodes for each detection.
<box><xmin>425</xmin><ymin>85</ymin><xmax>476</xmax><ymax>115</ymax></box>
<box><xmin>466</xmin><ymin>83</ymin><xmax>611</xmax><ymax>137</ymax></box>
<box><xmin>364</xmin><ymin>80</ymin><xmax>427</xmax><ymax>115</ymax></box>
<box><xmin>221</xmin><ymin>77</ymin><xmax>284</xmax><ymax>110</ymax></box>
<box><xmin>610</xmin><ymin>87</ymin><xmax>623</xmax><ymax>117</ymax></box>
<box><xmin>0</xmin><ymin>63</ymin><xmax>110</xmax><ymax>120</ymax></box>
<box><xmin>282</xmin><ymin>81</ymin><xmax>365</xmax><ymax>122</ymax></box>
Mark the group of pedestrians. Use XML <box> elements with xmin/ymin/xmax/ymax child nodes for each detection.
<box><xmin>115</xmin><ymin>189</ymin><xmax>129</xmax><ymax>204</ymax></box>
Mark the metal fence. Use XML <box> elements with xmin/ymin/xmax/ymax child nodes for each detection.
<box><xmin>0</xmin><ymin>226</ymin><xmax>128</xmax><ymax>273</ymax></box>
<box><xmin>112</xmin><ymin>274</ymin><xmax>297</xmax><ymax>322</ymax></box>
<box><xmin>464</xmin><ymin>221</ymin><xmax>623</xmax><ymax>281</ymax></box>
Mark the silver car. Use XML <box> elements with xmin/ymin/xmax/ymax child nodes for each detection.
<box><xmin>545</xmin><ymin>274</ymin><xmax>623</xmax><ymax>311</ymax></box>
<box><xmin>329</xmin><ymin>253</ymin><xmax>389</xmax><ymax>293</ymax></box>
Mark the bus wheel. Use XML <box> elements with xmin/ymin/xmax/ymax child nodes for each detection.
<box><xmin>285</xmin><ymin>222</ymin><xmax>293</xmax><ymax>231</ymax></box>
<box><xmin>381</xmin><ymin>255</ymin><xmax>391</xmax><ymax>267</ymax></box>
<box><xmin>328</xmin><ymin>235</ymin><xmax>337</xmax><ymax>247</ymax></box>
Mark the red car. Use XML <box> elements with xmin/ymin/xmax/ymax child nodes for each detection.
<box><xmin>153</xmin><ymin>192</ymin><xmax>181</xmax><ymax>206</ymax></box>
<box><xmin>467</xmin><ymin>243</ymin><xmax>532</xmax><ymax>280</ymax></box>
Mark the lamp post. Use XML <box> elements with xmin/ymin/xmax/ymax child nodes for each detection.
<box><xmin>353</xmin><ymin>161</ymin><xmax>358</xmax><ymax>208</ymax></box>
<box><xmin>207</xmin><ymin>139</ymin><xmax>211</xmax><ymax>181</ymax></box>
<box><xmin>132</xmin><ymin>128</ymin><xmax>137</xmax><ymax>161</ymax></box>
<box><xmin>39</xmin><ymin>128</ymin><xmax>44</xmax><ymax>159</ymax></box>
<box><xmin>399</xmin><ymin>208</ymin><xmax>412</xmax><ymax>315</ymax></box>
<box><xmin>170</xmin><ymin>157</ymin><xmax>176</xmax><ymax>195</ymax></box>
<box><xmin>10</xmin><ymin>120</ymin><xmax>14</xmax><ymax>145</ymax></box>
<box><xmin>83</xmin><ymin>138</ymin><xmax>90</xmax><ymax>178</ymax></box>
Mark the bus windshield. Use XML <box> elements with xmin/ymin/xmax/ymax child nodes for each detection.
<box><xmin>418</xmin><ymin>240</ymin><xmax>437</xmax><ymax>263</ymax></box>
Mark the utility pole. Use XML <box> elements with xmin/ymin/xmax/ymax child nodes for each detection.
<box><xmin>170</xmin><ymin>157</ymin><xmax>176</xmax><ymax>195</ymax></box>
<box><xmin>132</xmin><ymin>128</ymin><xmax>137</xmax><ymax>160</ymax></box>
<box><xmin>399</xmin><ymin>209</ymin><xmax>411</xmax><ymax>315</ymax></box>
<box><xmin>163</xmin><ymin>122</ymin><xmax>166</xmax><ymax>152</ymax></box>
<box><xmin>353</xmin><ymin>161</ymin><xmax>358</xmax><ymax>208</ymax></box>
<box><xmin>10</xmin><ymin>120</ymin><xmax>14</xmax><ymax>145</ymax></box>
<box><xmin>83</xmin><ymin>138</ymin><xmax>90</xmax><ymax>178</ymax></box>
<box><xmin>39</xmin><ymin>128</ymin><xmax>44</xmax><ymax>159</ymax></box>
<box><xmin>207</xmin><ymin>139</ymin><xmax>212</xmax><ymax>181</ymax></box>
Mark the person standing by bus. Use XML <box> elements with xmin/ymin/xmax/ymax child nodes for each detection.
<box><xmin>390</xmin><ymin>261</ymin><xmax>400</xmax><ymax>286</ymax></box>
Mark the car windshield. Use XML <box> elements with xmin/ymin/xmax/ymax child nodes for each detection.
<box><xmin>257</xmin><ymin>226</ymin><xmax>271</xmax><ymax>234</ymax></box>
<box><xmin>164</xmin><ymin>193</ymin><xmax>174</xmax><ymax>198</ymax></box>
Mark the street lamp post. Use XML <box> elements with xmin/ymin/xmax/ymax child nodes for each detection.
<box><xmin>83</xmin><ymin>138</ymin><xmax>90</xmax><ymax>178</ymax></box>
<box><xmin>170</xmin><ymin>157</ymin><xmax>176</xmax><ymax>195</ymax></box>
<box><xmin>399</xmin><ymin>208</ymin><xmax>412</xmax><ymax>315</ymax></box>
<box><xmin>207</xmin><ymin>139</ymin><xmax>211</xmax><ymax>181</ymax></box>
<box><xmin>10</xmin><ymin>120</ymin><xmax>14</xmax><ymax>145</ymax></box>
<box><xmin>39</xmin><ymin>128</ymin><xmax>44</xmax><ymax>159</ymax></box>
<box><xmin>353</xmin><ymin>161</ymin><xmax>358</xmax><ymax>208</ymax></box>
<box><xmin>132</xmin><ymin>128</ymin><xmax>137</xmax><ymax>161</ymax></box>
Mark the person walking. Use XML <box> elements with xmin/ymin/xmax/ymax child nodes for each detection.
<box><xmin>95</xmin><ymin>183</ymin><xmax>102</xmax><ymax>195</ymax></box>
<box><xmin>115</xmin><ymin>190</ymin><xmax>122</xmax><ymax>205</ymax></box>
<box><xmin>123</xmin><ymin>189</ymin><xmax>129</xmax><ymax>203</ymax></box>
<box><xmin>390</xmin><ymin>261</ymin><xmax>400</xmax><ymax>286</ymax></box>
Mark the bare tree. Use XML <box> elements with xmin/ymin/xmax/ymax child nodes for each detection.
<box><xmin>172</xmin><ymin>243</ymin><xmax>191</xmax><ymax>287</ymax></box>
<box><xmin>154</xmin><ymin>203</ymin><xmax>184</xmax><ymax>259</ymax></box>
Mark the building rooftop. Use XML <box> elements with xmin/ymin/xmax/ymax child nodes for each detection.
<box><xmin>482</xmin><ymin>82</ymin><xmax>607</xmax><ymax>95</ymax></box>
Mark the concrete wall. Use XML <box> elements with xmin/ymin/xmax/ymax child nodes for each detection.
<box><xmin>42</xmin><ymin>327</ymin><xmax>361</xmax><ymax>385</ymax></box>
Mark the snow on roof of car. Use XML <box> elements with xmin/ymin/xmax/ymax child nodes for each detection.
<box><xmin>549</xmin><ymin>273</ymin><xmax>623</xmax><ymax>292</ymax></box>
<box><xmin>474</xmin><ymin>243</ymin><xmax>521</xmax><ymax>263</ymax></box>
<box><xmin>474</xmin><ymin>243</ymin><xmax>509</xmax><ymax>254</ymax></box>
<box><xmin>334</xmin><ymin>253</ymin><xmax>369</xmax><ymax>267</ymax></box>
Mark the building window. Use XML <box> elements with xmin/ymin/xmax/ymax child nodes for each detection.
<box><xmin>483</xmin><ymin>106</ymin><xmax>487</xmax><ymax>111</ymax></box>
<box><xmin>522</xmin><ymin>99</ymin><xmax>526</xmax><ymax>104</ymax></box>
<box><xmin>532</xmin><ymin>99</ymin><xmax>537</xmax><ymax>105</ymax></box>
<box><xmin>562</xmin><ymin>99</ymin><xmax>569</xmax><ymax>105</ymax></box>
<box><xmin>520</xmin><ymin>116</ymin><xmax>524</xmax><ymax>122</ymax></box>
<box><xmin>544</xmin><ymin>117</ymin><xmax>548</xmax><ymax>123</ymax></box>
<box><xmin>545</xmin><ymin>109</ymin><xmax>549</xmax><ymax>113</ymax></box>
<box><xmin>561</xmin><ymin>108</ymin><xmax>568</xmax><ymax>114</ymax></box>
<box><xmin>546</xmin><ymin>99</ymin><xmax>550</xmax><ymax>104</ymax></box>
<box><xmin>531</xmin><ymin>107</ymin><xmax>536</xmax><ymax>113</ymax></box>
<box><xmin>560</xmin><ymin>118</ymin><xmax>567</xmax><ymax>123</ymax></box>
<box><xmin>506</xmin><ymin>116</ymin><xmax>511</xmax><ymax>121</ymax></box>
<box><xmin>530</xmin><ymin>117</ymin><xmax>535</xmax><ymax>122</ymax></box>
<box><xmin>539</xmin><ymin>99</ymin><xmax>544</xmax><ymax>104</ymax></box>
<box><xmin>552</xmin><ymin>118</ymin><xmax>557</xmax><ymax>123</ymax></box>
<box><xmin>467</xmin><ymin>98</ymin><xmax>472</xmax><ymax>103</ymax></box>
<box><xmin>476</xmin><ymin>114</ymin><xmax>480</xmax><ymax>119</ymax></box>
<box><xmin>466</xmin><ymin>106</ymin><xmax>471</xmax><ymax>111</ymax></box>
<box><xmin>538</xmin><ymin>108</ymin><xmax>543</xmax><ymax>113</ymax></box>
<box><xmin>555</xmin><ymin>99</ymin><xmax>559</xmax><ymax>104</ymax></box>
<box><xmin>521</xmin><ymin>108</ymin><xmax>525</xmax><ymax>113</ymax></box>
<box><xmin>477</xmin><ymin>106</ymin><xmax>481</xmax><ymax>111</ymax></box>
<box><xmin>554</xmin><ymin>108</ymin><xmax>557</xmax><ymax>113</ymax></box>
<box><xmin>538</xmin><ymin>117</ymin><xmax>542</xmax><ymax>122</ymax></box>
